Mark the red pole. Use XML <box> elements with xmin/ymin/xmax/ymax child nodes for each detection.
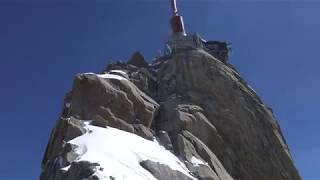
<box><xmin>170</xmin><ymin>0</ymin><xmax>186</xmax><ymax>35</ymax></box>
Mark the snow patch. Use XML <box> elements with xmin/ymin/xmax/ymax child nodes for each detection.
<box><xmin>109</xmin><ymin>70</ymin><xmax>127</xmax><ymax>76</ymax></box>
<box><xmin>84</xmin><ymin>72</ymin><xmax>127</xmax><ymax>81</ymax></box>
<box><xmin>190</xmin><ymin>156</ymin><xmax>208</xmax><ymax>167</ymax></box>
<box><xmin>60</xmin><ymin>165</ymin><xmax>70</xmax><ymax>171</ymax></box>
<box><xmin>68</xmin><ymin>124</ymin><xmax>195</xmax><ymax>180</ymax></box>
<box><xmin>97</xmin><ymin>73</ymin><xmax>127</xmax><ymax>81</ymax></box>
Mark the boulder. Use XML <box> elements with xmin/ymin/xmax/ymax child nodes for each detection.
<box><xmin>69</xmin><ymin>73</ymin><xmax>159</xmax><ymax>129</ymax></box>
<box><xmin>63</xmin><ymin>161</ymin><xmax>100</xmax><ymax>180</ymax></box>
<box><xmin>133</xmin><ymin>124</ymin><xmax>154</xmax><ymax>140</ymax></box>
<box><xmin>41</xmin><ymin>117</ymin><xmax>86</xmax><ymax>170</ymax></box>
<box><xmin>157</xmin><ymin>130</ymin><xmax>173</xmax><ymax>151</ymax></box>
<box><xmin>140</xmin><ymin>160</ymin><xmax>194</xmax><ymax>180</ymax></box>
<box><xmin>127</xmin><ymin>51</ymin><xmax>149</xmax><ymax>68</ymax></box>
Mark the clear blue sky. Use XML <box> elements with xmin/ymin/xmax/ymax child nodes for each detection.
<box><xmin>0</xmin><ymin>0</ymin><xmax>318</xmax><ymax>179</ymax></box>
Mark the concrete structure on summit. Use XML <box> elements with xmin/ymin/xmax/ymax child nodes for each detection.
<box><xmin>166</xmin><ymin>0</ymin><xmax>230</xmax><ymax>63</ymax></box>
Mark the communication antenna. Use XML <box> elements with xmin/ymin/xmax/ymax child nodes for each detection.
<box><xmin>170</xmin><ymin>0</ymin><xmax>186</xmax><ymax>35</ymax></box>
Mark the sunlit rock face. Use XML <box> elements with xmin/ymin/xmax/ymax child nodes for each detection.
<box><xmin>40</xmin><ymin>48</ymin><xmax>301</xmax><ymax>180</ymax></box>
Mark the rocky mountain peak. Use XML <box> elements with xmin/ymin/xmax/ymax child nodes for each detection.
<box><xmin>40</xmin><ymin>39</ymin><xmax>301</xmax><ymax>180</ymax></box>
<box><xmin>127</xmin><ymin>51</ymin><xmax>149</xmax><ymax>68</ymax></box>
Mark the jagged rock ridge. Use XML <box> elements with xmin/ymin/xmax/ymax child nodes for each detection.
<box><xmin>40</xmin><ymin>48</ymin><xmax>301</xmax><ymax>180</ymax></box>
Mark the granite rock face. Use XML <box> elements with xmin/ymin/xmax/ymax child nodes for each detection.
<box><xmin>140</xmin><ymin>160</ymin><xmax>195</xmax><ymax>180</ymax></box>
<box><xmin>40</xmin><ymin>50</ymin><xmax>301</xmax><ymax>180</ymax></box>
<box><xmin>153</xmin><ymin>49</ymin><xmax>300</xmax><ymax>180</ymax></box>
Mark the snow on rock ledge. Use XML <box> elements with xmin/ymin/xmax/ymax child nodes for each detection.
<box><xmin>84</xmin><ymin>72</ymin><xmax>128</xmax><ymax>81</ymax></box>
<box><xmin>67</xmin><ymin>123</ymin><xmax>195</xmax><ymax>180</ymax></box>
<box><xmin>190</xmin><ymin>156</ymin><xmax>208</xmax><ymax>167</ymax></box>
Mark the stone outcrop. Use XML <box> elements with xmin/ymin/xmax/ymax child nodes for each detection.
<box><xmin>140</xmin><ymin>160</ymin><xmax>194</xmax><ymax>180</ymax></box>
<box><xmin>69</xmin><ymin>72</ymin><xmax>159</xmax><ymax>130</ymax></box>
<box><xmin>40</xmin><ymin>48</ymin><xmax>301</xmax><ymax>180</ymax></box>
<box><xmin>127</xmin><ymin>51</ymin><xmax>149</xmax><ymax>68</ymax></box>
<box><xmin>41</xmin><ymin>117</ymin><xmax>86</xmax><ymax>172</ymax></box>
<box><xmin>57</xmin><ymin>161</ymin><xmax>101</xmax><ymax>180</ymax></box>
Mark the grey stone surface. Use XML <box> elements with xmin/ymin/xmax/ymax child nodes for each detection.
<box><xmin>41</xmin><ymin>117</ymin><xmax>86</xmax><ymax>171</ymax></box>
<box><xmin>157</xmin><ymin>130</ymin><xmax>173</xmax><ymax>151</ymax></box>
<box><xmin>154</xmin><ymin>49</ymin><xmax>301</xmax><ymax>180</ymax></box>
<box><xmin>41</xmin><ymin>48</ymin><xmax>301</xmax><ymax>180</ymax></box>
<box><xmin>127</xmin><ymin>51</ymin><xmax>149</xmax><ymax>68</ymax></box>
<box><xmin>67</xmin><ymin>72</ymin><xmax>159</xmax><ymax>131</ymax></box>
<box><xmin>133</xmin><ymin>123</ymin><xmax>154</xmax><ymax>140</ymax></box>
<box><xmin>140</xmin><ymin>160</ymin><xmax>194</xmax><ymax>180</ymax></box>
<box><xmin>63</xmin><ymin>161</ymin><xmax>100</xmax><ymax>179</ymax></box>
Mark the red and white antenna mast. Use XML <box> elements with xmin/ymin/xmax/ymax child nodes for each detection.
<box><xmin>170</xmin><ymin>0</ymin><xmax>186</xmax><ymax>35</ymax></box>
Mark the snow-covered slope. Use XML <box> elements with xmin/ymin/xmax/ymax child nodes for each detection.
<box><xmin>66</xmin><ymin>123</ymin><xmax>195</xmax><ymax>180</ymax></box>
